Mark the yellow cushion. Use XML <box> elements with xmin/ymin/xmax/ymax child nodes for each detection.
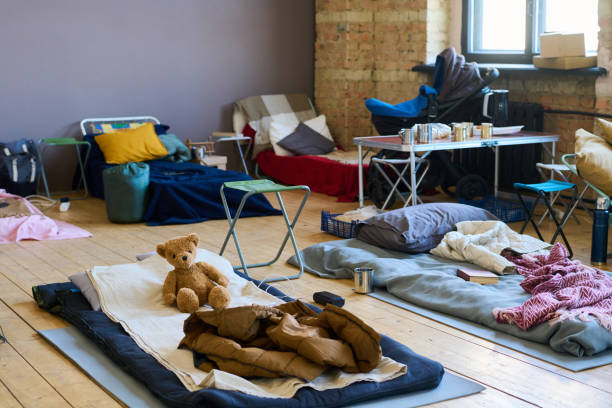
<box><xmin>575</xmin><ymin>128</ymin><xmax>612</xmax><ymax>196</ymax></box>
<box><xmin>95</xmin><ymin>123</ymin><xmax>168</xmax><ymax>164</ymax></box>
<box><xmin>597</xmin><ymin>118</ymin><xmax>612</xmax><ymax>145</ymax></box>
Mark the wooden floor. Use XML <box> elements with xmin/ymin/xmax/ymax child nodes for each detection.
<box><xmin>0</xmin><ymin>190</ymin><xmax>610</xmax><ymax>407</ymax></box>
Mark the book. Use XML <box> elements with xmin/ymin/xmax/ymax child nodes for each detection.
<box><xmin>456</xmin><ymin>268</ymin><xmax>499</xmax><ymax>285</ymax></box>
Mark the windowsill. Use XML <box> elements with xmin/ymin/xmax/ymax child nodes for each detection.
<box><xmin>412</xmin><ymin>63</ymin><xmax>608</xmax><ymax>77</ymax></box>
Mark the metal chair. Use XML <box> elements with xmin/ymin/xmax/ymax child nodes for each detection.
<box><xmin>219</xmin><ymin>179</ymin><xmax>310</xmax><ymax>283</ymax></box>
<box><xmin>535</xmin><ymin>162</ymin><xmax>590</xmax><ymax>226</ymax></box>
<box><xmin>514</xmin><ymin>180</ymin><xmax>578</xmax><ymax>258</ymax></box>
<box><xmin>562</xmin><ymin>153</ymin><xmax>611</xmax><ymax>262</ymax></box>
<box><xmin>37</xmin><ymin>137</ymin><xmax>91</xmax><ymax>199</ymax></box>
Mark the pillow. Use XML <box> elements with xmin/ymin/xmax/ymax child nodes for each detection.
<box><xmin>95</xmin><ymin>122</ymin><xmax>169</xmax><ymax>164</ymax></box>
<box><xmin>269</xmin><ymin>120</ymin><xmax>298</xmax><ymax>156</ymax></box>
<box><xmin>597</xmin><ymin>118</ymin><xmax>612</xmax><ymax>145</ymax></box>
<box><xmin>158</xmin><ymin>134</ymin><xmax>190</xmax><ymax>162</ymax></box>
<box><xmin>302</xmin><ymin>114</ymin><xmax>334</xmax><ymax>143</ymax></box>
<box><xmin>277</xmin><ymin>122</ymin><xmax>336</xmax><ymax>155</ymax></box>
<box><xmin>575</xmin><ymin>128</ymin><xmax>612</xmax><ymax>196</ymax></box>
<box><xmin>355</xmin><ymin>202</ymin><xmax>499</xmax><ymax>253</ymax></box>
<box><xmin>154</xmin><ymin>124</ymin><xmax>171</xmax><ymax>135</ymax></box>
<box><xmin>69</xmin><ymin>271</ymin><xmax>101</xmax><ymax>311</ymax></box>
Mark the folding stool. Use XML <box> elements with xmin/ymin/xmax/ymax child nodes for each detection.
<box><xmin>371</xmin><ymin>156</ymin><xmax>430</xmax><ymax>210</ymax></box>
<box><xmin>536</xmin><ymin>162</ymin><xmax>590</xmax><ymax>226</ymax></box>
<box><xmin>514</xmin><ymin>180</ymin><xmax>578</xmax><ymax>258</ymax></box>
<box><xmin>219</xmin><ymin>179</ymin><xmax>310</xmax><ymax>283</ymax></box>
<box><xmin>38</xmin><ymin>137</ymin><xmax>91</xmax><ymax>199</ymax></box>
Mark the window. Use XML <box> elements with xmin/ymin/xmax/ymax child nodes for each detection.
<box><xmin>462</xmin><ymin>0</ymin><xmax>599</xmax><ymax>64</ymax></box>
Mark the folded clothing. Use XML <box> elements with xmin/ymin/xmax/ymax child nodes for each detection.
<box><xmin>33</xmin><ymin>277</ymin><xmax>445</xmax><ymax>408</ymax></box>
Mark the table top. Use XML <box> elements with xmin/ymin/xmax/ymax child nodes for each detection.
<box><xmin>354</xmin><ymin>131</ymin><xmax>559</xmax><ymax>152</ymax></box>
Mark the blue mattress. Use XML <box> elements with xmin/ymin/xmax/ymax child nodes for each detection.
<box><xmin>33</xmin><ymin>275</ymin><xmax>445</xmax><ymax>408</ymax></box>
<box><xmin>83</xmin><ymin>135</ymin><xmax>280</xmax><ymax>226</ymax></box>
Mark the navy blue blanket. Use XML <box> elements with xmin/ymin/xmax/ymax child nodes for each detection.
<box><xmin>84</xmin><ymin>136</ymin><xmax>280</xmax><ymax>226</ymax></box>
<box><xmin>34</xmin><ymin>276</ymin><xmax>444</xmax><ymax>408</ymax></box>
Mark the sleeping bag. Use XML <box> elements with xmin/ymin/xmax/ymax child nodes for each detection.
<box><xmin>103</xmin><ymin>162</ymin><xmax>150</xmax><ymax>223</ymax></box>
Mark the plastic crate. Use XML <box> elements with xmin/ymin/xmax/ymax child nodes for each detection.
<box><xmin>321</xmin><ymin>210</ymin><xmax>357</xmax><ymax>238</ymax></box>
<box><xmin>458</xmin><ymin>195</ymin><xmax>532</xmax><ymax>223</ymax></box>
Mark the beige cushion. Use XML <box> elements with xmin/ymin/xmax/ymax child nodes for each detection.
<box><xmin>597</xmin><ymin>118</ymin><xmax>612</xmax><ymax>145</ymax></box>
<box><xmin>575</xmin><ymin>128</ymin><xmax>612</xmax><ymax>196</ymax></box>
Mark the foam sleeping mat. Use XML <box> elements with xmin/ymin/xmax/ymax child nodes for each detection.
<box><xmin>33</xmin><ymin>275</ymin><xmax>482</xmax><ymax>407</ymax></box>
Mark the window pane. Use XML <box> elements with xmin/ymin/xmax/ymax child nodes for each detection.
<box><xmin>544</xmin><ymin>0</ymin><xmax>599</xmax><ymax>52</ymax></box>
<box><xmin>479</xmin><ymin>0</ymin><xmax>526</xmax><ymax>51</ymax></box>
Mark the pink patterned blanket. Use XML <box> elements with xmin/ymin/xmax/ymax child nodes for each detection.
<box><xmin>494</xmin><ymin>243</ymin><xmax>612</xmax><ymax>331</ymax></box>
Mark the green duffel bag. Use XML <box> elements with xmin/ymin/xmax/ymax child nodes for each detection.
<box><xmin>102</xmin><ymin>162</ymin><xmax>150</xmax><ymax>223</ymax></box>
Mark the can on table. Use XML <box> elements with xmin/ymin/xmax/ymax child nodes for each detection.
<box><xmin>454</xmin><ymin>124</ymin><xmax>468</xmax><ymax>141</ymax></box>
<box><xmin>461</xmin><ymin>122</ymin><xmax>474</xmax><ymax>138</ymax></box>
<box><xmin>481</xmin><ymin>122</ymin><xmax>493</xmax><ymax>139</ymax></box>
<box><xmin>399</xmin><ymin>128</ymin><xmax>414</xmax><ymax>144</ymax></box>
<box><xmin>417</xmin><ymin>124</ymin><xmax>432</xmax><ymax>144</ymax></box>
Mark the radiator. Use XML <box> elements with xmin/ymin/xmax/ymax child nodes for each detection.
<box><xmin>454</xmin><ymin>102</ymin><xmax>544</xmax><ymax>190</ymax></box>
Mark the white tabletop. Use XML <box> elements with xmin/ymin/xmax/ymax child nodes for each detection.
<box><xmin>354</xmin><ymin>131</ymin><xmax>559</xmax><ymax>152</ymax></box>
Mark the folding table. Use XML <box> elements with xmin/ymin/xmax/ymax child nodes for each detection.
<box><xmin>354</xmin><ymin>132</ymin><xmax>560</xmax><ymax>207</ymax></box>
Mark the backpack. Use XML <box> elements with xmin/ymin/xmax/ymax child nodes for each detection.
<box><xmin>0</xmin><ymin>139</ymin><xmax>40</xmax><ymax>197</ymax></box>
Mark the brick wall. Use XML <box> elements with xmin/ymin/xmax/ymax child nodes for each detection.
<box><xmin>314</xmin><ymin>0</ymin><xmax>611</xmax><ymax>160</ymax></box>
<box><xmin>314</xmin><ymin>0</ymin><xmax>430</xmax><ymax>148</ymax></box>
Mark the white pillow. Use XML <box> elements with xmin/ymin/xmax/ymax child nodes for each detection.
<box><xmin>303</xmin><ymin>114</ymin><xmax>333</xmax><ymax>143</ymax></box>
<box><xmin>269</xmin><ymin>120</ymin><xmax>298</xmax><ymax>156</ymax></box>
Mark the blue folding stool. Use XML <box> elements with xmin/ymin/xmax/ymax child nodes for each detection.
<box><xmin>514</xmin><ymin>180</ymin><xmax>578</xmax><ymax>258</ymax></box>
<box><xmin>219</xmin><ymin>179</ymin><xmax>310</xmax><ymax>283</ymax></box>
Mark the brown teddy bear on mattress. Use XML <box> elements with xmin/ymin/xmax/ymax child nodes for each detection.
<box><xmin>156</xmin><ymin>233</ymin><xmax>231</xmax><ymax>313</ymax></box>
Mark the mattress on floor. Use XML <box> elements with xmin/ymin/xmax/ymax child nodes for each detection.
<box><xmin>33</xmin><ymin>277</ymin><xmax>445</xmax><ymax>408</ymax></box>
<box><xmin>288</xmin><ymin>239</ymin><xmax>612</xmax><ymax>358</ymax></box>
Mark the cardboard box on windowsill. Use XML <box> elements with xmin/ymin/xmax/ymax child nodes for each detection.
<box><xmin>540</xmin><ymin>32</ymin><xmax>586</xmax><ymax>58</ymax></box>
<box><xmin>533</xmin><ymin>54</ymin><xmax>597</xmax><ymax>70</ymax></box>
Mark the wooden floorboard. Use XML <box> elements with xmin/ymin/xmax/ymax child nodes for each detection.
<box><xmin>0</xmin><ymin>190</ymin><xmax>610</xmax><ymax>407</ymax></box>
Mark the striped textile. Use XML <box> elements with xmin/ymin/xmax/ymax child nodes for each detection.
<box><xmin>233</xmin><ymin>94</ymin><xmax>316</xmax><ymax>157</ymax></box>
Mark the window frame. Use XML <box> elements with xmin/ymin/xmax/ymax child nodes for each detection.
<box><xmin>462</xmin><ymin>0</ymin><xmax>546</xmax><ymax>64</ymax></box>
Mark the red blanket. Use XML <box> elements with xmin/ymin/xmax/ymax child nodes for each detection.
<box><xmin>256</xmin><ymin>149</ymin><xmax>367</xmax><ymax>202</ymax></box>
<box><xmin>494</xmin><ymin>243</ymin><xmax>612</xmax><ymax>331</ymax></box>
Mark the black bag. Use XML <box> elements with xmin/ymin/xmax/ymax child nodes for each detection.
<box><xmin>0</xmin><ymin>139</ymin><xmax>40</xmax><ymax>197</ymax></box>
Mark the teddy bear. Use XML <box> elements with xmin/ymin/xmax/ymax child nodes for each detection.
<box><xmin>156</xmin><ymin>233</ymin><xmax>231</xmax><ymax>313</ymax></box>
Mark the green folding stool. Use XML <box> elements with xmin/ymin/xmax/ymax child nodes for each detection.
<box><xmin>219</xmin><ymin>179</ymin><xmax>310</xmax><ymax>283</ymax></box>
<box><xmin>37</xmin><ymin>137</ymin><xmax>91</xmax><ymax>199</ymax></box>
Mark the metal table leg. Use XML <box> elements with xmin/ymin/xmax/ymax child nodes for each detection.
<box><xmin>410</xmin><ymin>149</ymin><xmax>417</xmax><ymax>206</ymax></box>
<box><xmin>358</xmin><ymin>144</ymin><xmax>364</xmax><ymax>208</ymax></box>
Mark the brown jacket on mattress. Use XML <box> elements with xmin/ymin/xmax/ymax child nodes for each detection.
<box><xmin>179</xmin><ymin>300</ymin><xmax>382</xmax><ymax>381</ymax></box>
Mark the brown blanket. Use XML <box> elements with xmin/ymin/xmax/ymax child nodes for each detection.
<box><xmin>180</xmin><ymin>300</ymin><xmax>382</xmax><ymax>381</ymax></box>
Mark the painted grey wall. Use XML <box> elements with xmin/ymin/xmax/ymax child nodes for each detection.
<box><xmin>0</xmin><ymin>0</ymin><xmax>314</xmax><ymax>190</ymax></box>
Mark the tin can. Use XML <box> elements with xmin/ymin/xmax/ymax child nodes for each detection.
<box><xmin>399</xmin><ymin>128</ymin><xmax>414</xmax><ymax>144</ymax></box>
<box><xmin>481</xmin><ymin>122</ymin><xmax>493</xmax><ymax>140</ymax></box>
<box><xmin>462</xmin><ymin>122</ymin><xmax>474</xmax><ymax>138</ymax></box>
<box><xmin>417</xmin><ymin>124</ymin><xmax>432</xmax><ymax>144</ymax></box>
<box><xmin>353</xmin><ymin>267</ymin><xmax>375</xmax><ymax>294</ymax></box>
<box><xmin>454</xmin><ymin>124</ymin><xmax>467</xmax><ymax>141</ymax></box>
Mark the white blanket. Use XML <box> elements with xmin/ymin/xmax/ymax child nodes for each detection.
<box><xmin>88</xmin><ymin>249</ymin><xmax>405</xmax><ymax>399</ymax></box>
<box><xmin>430</xmin><ymin>221</ymin><xmax>551</xmax><ymax>275</ymax></box>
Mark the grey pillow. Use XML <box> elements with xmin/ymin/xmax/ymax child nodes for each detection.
<box><xmin>277</xmin><ymin>122</ymin><xmax>336</xmax><ymax>155</ymax></box>
<box><xmin>355</xmin><ymin>203</ymin><xmax>499</xmax><ymax>253</ymax></box>
<box><xmin>69</xmin><ymin>271</ymin><xmax>101</xmax><ymax>311</ymax></box>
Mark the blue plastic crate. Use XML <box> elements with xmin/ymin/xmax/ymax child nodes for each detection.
<box><xmin>321</xmin><ymin>210</ymin><xmax>357</xmax><ymax>238</ymax></box>
<box><xmin>458</xmin><ymin>195</ymin><xmax>531</xmax><ymax>223</ymax></box>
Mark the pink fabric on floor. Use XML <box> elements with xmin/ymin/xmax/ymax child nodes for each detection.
<box><xmin>494</xmin><ymin>243</ymin><xmax>612</xmax><ymax>331</ymax></box>
<box><xmin>0</xmin><ymin>189</ymin><xmax>91</xmax><ymax>243</ymax></box>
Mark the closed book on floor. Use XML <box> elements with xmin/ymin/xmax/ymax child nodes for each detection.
<box><xmin>456</xmin><ymin>268</ymin><xmax>499</xmax><ymax>285</ymax></box>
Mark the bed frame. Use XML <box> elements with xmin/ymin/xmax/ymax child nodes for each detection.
<box><xmin>80</xmin><ymin>116</ymin><xmax>160</xmax><ymax>136</ymax></box>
